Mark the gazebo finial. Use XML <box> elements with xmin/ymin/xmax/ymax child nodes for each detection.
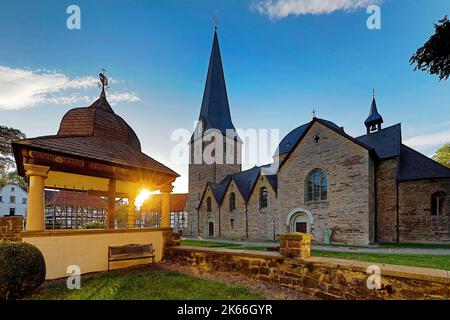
<box><xmin>99</xmin><ymin>68</ymin><xmax>109</xmax><ymax>98</ymax></box>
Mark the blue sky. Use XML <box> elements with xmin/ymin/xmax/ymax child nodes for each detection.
<box><xmin>0</xmin><ymin>0</ymin><xmax>449</xmax><ymax>192</ymax></box>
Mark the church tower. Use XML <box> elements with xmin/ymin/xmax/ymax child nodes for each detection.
<box><xmin>187</xmin><ymin>29</ymin><xmax>242</xmax><ymax>236</ymax></box>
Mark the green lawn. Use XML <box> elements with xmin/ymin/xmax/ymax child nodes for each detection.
<box><xmin>180</xmin><ymin>240</ymin><xmax>450</xmax><ymax>270</ymax></box>
<box><xmin>378</xmin><ymin>243</ymin><xmax>450</xmax><ymax>250</ymax></box>
<box><xmin>181</xmin><ymin>239</ymin><xmax>241</xmax><ymax>248</ymax></box>
<box><xmin>32</xmin><ymin>270</ymin><xmax>265</xmax><ymax>300</ymax></box>
<box><xmin>311</xmin><ymin>250</ymin><xmax>450</xmax><ymax>270</ymax></box>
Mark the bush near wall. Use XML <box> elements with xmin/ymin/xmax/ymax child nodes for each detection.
<box><xmin>0</xmin><ymin>242</ymin><xmax>46</xmax><ymax>300</ymax></box>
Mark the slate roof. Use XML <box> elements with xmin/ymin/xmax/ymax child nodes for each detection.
<box><xmin>398</xmin><ymin>145</ymin><xmax>450</xmax><ymax>181</ymax></box>
<box><xmin>276</xmin><ymin>118</ymin><xmax>356</xmax><ymax>156</ymax></box>
<box><xmin>203</xmin><ymin>166</ymin><xmax>277</xmax><ymax>206</ymax></box>
<box><xmin>192</xmin><ymin>30</ymin><xmax>238</xmax><ymax>141</ymax></box>
<box><xmin>356</xmin><ymin>124</ymin><xmax>402</xmax><ymax>160</ymax></box>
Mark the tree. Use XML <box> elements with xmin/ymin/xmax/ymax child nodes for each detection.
<box><xmin>0</xmin><ymin>125</ymin><xmax>26</xmax><ymax>187</ymax></box>
<box><xmin>433</xmin><ymin>143</ymin><xmax>450</xmax><ymax>168</ymax></box>
<box><xmin>410</xmin><ymin>16</ymin><xmax>450</xmax><ymax>80</ymax></box>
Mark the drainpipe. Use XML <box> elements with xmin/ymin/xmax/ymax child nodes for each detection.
<box><xmin>218</xmin><ymin>206</ymin><xmax>221</xmax><ymax>237</ymax></box>
<box><xmin>374</xmin><ymin>165</ymin><xmax>378</xmax><ymax>243</ymax></box>
<box><xmin>245</xmin><ymin>203</ymin><xmax>249</xmax><ymax>239</ymax></box>
<box><xmin>396</xmin><ymin>180</ymin><xmax>400</xmax><ymax>243</ymax></box>
<box><xmin>196</xmin><ymin>207</ymin><xmax>200</xmax><ymax>237</ymax></box>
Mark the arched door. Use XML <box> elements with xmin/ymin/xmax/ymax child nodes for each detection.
<box><xmin>286</xmin><ymin>208</ymin><xmax>314</xmax><ymax>234</ymax></box>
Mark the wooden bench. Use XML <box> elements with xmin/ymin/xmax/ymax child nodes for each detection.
<box><xmin>108</xmin><ymin>244</ymin><xmax>155</xmax><ymax>271</ymax></box>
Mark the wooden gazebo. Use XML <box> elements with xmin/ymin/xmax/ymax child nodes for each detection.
<box><xmin>13</xmin><ymin>80</ymin><xmax>179</xmax><ymax>231</ymax></box>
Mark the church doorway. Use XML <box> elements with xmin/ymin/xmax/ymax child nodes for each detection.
<box><xmin>208</xmin><ymin>222</ymin><xmax>214</xmax><ymax>237</ymax></box>
<box><xmin>295</xmin><ymin>222</ymin><xmax>307</xmax><ymax>233</ymax></box>
<box><xmin>286</xmin><ymin>208</ymin><xmax>314</xmax><ymax>234</ymax></box>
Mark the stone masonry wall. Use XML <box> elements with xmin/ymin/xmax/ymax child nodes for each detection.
<box><xmin>398</xmin><ymin>179</ymin><xmax>450</xmax><ymax>243</ymax></box>
<box><xmin>198</xmin><ymin>187</ymin><xmax>221</xmax><ymax>238</ymax></box>
<box><xmin>165</xmin><ymin>246</ymin><xmax>450</xmax><ymax>300</ymax></box>
<box><xmin>220</xmin><ymin>180</ymin><xmax>247</xmax><ymax>239</ymax></box>
<box><xmin>277</xmin><ymin>122</ymin><xmax>374</xmax><ymax>244</ymax></box>
<box><xmin>0</xmin><ymin>216</ymin><xmax>23</xmax><ymax>242</ymax></box>
<box><xmin>247</xmin><ymin>175</ymin><xmax>278</xmax><ymax>241</ymax></box>
<box><xmin>376</xmin><ymin>159</ymin><xmax>398</xmax><ymax>243</ymax></box>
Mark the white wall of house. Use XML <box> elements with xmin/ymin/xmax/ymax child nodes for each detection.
<box><xmin>0</xmin><ymin>183</ymin><xmax>27</xmax><ymax>217</ymax></box>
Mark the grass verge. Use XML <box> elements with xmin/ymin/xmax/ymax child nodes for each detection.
<box><xmin>31</xmin><ymin>270</ymin><xmax>265</xmax><ymax>300</ymax></box>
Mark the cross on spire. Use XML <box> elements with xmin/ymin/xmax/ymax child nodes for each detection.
<box><xmin>213</xmin><ymin>10</ymin><xmax>219</xmax><ymax>30</ymax></box>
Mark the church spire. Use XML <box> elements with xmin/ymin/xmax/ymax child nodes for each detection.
<box><xmin>364</xmin><ymin>89</ymin><xmax>384</xmax><ymax>133</ymax></box>
<box><xmin>195</xmin><ymin>29</ymin><xmax>236</xmax><ymax>139</ymax></box>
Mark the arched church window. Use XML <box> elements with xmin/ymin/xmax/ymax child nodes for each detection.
<box><xmin>260</xmin><ymin>187</ymin><xmax>268</xmax><ymax>209</ymax></box>
<box><xmin>306</xmin><ymin>169</ymin><xmax>328</xmax><ymax>202</ymax></box>
<box><xmin>230</xmin><ymin>192</ymin><xmax>236</xmax><ymax>212</ymax></box>
<box><xmin>431</xmin><ymin>192</ymin><xmax>446</xmax><ymax>216</ymax></box>
<box><xmin>207</xmin><ymin>197</ymin><xmax>212</xmax><ymax>212</ymax></box>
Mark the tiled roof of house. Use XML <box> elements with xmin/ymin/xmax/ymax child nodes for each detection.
<box><xmin>45</xmin><ymin>190</ymin><xmax>107</xmax><ymax>208</ymax></box>
<box><xmin>142</xmin><ymin>193</ymin><xmax>187</xmax><ymax>212</ymax></box>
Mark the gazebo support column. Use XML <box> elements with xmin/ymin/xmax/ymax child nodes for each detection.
<box><xmin>161</xmin><ymin>184</ymin><xmax>174</xmax><ymax>228</ymax></box>
<box><xmin>107</xmin><ymin>179</ymin><xmax>116</xmax><ymax>229</ymax></box>
<box><xmin>127</xmin><ymin>192</ymin><xmax>136</xmax><ymax>229</ymax></box>
<box><xmin>24</xmin><ymin>163</ymin><xmax>50</xmax><ymax>231</ymax></box>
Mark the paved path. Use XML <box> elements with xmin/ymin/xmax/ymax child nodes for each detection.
<box><xmin>183</xmin><ymin>237</ymin><xmax>450</xmax><ymax>255</ymax></box>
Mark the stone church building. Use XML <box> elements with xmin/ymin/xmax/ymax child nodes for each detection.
<box><xmin>187</xmin><ymin>30</ymin><xmax>450</xmax><ymax>244</ymax></box>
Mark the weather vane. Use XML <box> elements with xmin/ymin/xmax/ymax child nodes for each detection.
<box><xmin>213</xmin><ymin>10</ymin><xmax>219</xmax><ymax>30</ymax></box>
<box><xmin>373</xmin><ymin>88</ymin><xmax>376</xmax><ymax>98</ymax></box>
<box><xmin>99</xmin><ymin>68</ymin><xmax>109</xmax><ymax>90</ymax></box>
<box><xmin>312</xmin><ymin>108</ymin><xmax>317</xmax><ymax>119</ymax></box>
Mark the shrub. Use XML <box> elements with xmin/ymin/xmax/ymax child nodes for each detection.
<box><xmin>0</xmin><ymin>242</ymin><xmax>46</xmax><ymax>300</ymax></box>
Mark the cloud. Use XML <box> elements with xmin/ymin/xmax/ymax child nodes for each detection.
<box><xmin>108</xmin><ymin>92</ymin><xmax>141</xmax><ymax>105</ymax></box>
<box><xmin>404</xmin><ymin>131</ymin><xmax>450</xmax><ymax>151</ymax></box>
<box><xmin>251</xmin><ymin>0</ymin><xmax>382</xmax><ymax>19</ymax></box>
<box><xmin>0</xmin><ymin>66</ymin><xmax>140</xmax><ymax>110</ymax></box>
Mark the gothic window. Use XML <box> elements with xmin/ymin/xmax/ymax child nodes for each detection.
<box><xmin>431</xmin><ymin>192</ymin><xmax>446</xmax><ymax>216</ymax></box>
<box><xmin>207</xmin><ymin>197</ymin><xmax>212</xmax><ymax>212</ymax></box>
<box><xmin>230</xmin><ymin>192</ymin><xmax>236</xmax><ymax>212</ymax></box>
<box><xmin>260</xmin><ymin>187</ymin><xmax>268</xmax><ymax>209</ymax></box>
<box><xmin>230</xmin><ymin>218</ymin><xmax>234</xmax><ymax>230</ymax></box>
<box><xmin>306</xmin><ymin>169</ymin><xmax>328</xmax><ymax>202</ymax></box>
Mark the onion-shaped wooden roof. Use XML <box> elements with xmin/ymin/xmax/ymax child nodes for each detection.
<box><xmin>57</xmin><ymin>88</ymin><xmax>141</xmax><ymax>151</ymax></box>
<box><xmin>13</xmin><ymin>88</ymin><xmax>179</xmax><ymax>182</ymax></box>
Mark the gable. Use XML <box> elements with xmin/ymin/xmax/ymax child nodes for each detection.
<box><xmin>280</xmin><ymin>120</ymin><xmax>373</xmax><ymax>173</ymax></box>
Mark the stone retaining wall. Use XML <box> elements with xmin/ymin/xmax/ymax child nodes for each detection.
<box><xmin>165</xmin><ymin>246</ymin><xmax>449</xmax><ymax>300</ymax></box>
<box><xmin>0</xmin><ymin>216</ymin><xmax>23</xmax><ymax>242</ymax></box>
